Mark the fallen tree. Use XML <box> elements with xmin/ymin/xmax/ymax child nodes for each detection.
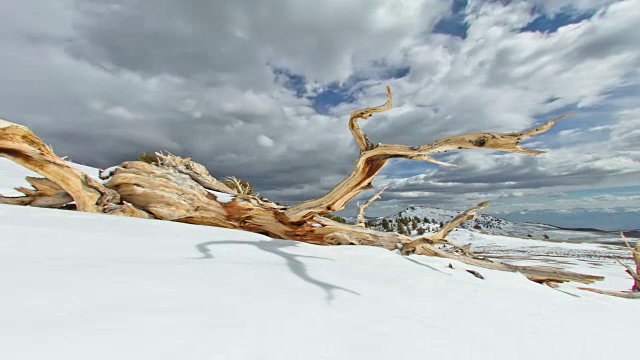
<box><xmin>0</xmin><ymin>87</ymin><xmax>604</xmax><ymax>286</ymax></box>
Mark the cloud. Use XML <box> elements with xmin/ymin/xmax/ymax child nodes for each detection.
<box><xmin>0</xmin><ymin>0</ymin><xmax>638</xmax><ymax>228</ymax></box>
<box><xmin>257</xmin><ymin>134</ymin><xmax>275</xmax><ymax>148</ymax></box>
<box><xmin>66</xmin><ymin>0</ymin><xmax>448</xmax><ymax>85</ymax></box>
<box><xmin>531</xmin><ymin>0</ymin><xmax>620</xmax><ymax>15</ymax></box>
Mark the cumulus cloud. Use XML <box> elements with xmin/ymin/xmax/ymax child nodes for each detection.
<box><xmin>0</xmin><ymin>0</ymin><xmax>638</xmax><ymax>228</ymax></box>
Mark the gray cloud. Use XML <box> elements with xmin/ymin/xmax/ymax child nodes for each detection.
<box><xmin>0</xmin><ymin>0</ymin><xmax>639</xmax><ymax>226</ymax></box>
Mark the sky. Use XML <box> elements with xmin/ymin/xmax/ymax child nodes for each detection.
<box><xmin>0</xmin><ymin>0</ymin><xmax>638</xmax><ymax>230</ymax></box>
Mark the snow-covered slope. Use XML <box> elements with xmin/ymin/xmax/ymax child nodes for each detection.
<box><xmin>1</xmin><ymin>158</ymin><xmax>640</xmax><ymax>359</ymax></box>
<box><xmin>2</xmin><ymin>204</ymin><xmax>640</xmax><ymax>360</ymax></box>
<box><xmin>367</xmin><ymin>205</ymin><xmax>633</xmax><ymax>244</ymax></box>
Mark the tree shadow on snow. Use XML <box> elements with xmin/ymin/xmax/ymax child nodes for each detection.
<box><xmin>192</xmin><ymin>240</ymin><xmax>360</xmax><ymax>302</ymax></box>
<box><xmin>403</xmin><ymin>256</ymin><xmax>451</xmax><ymax>275</ymax></box>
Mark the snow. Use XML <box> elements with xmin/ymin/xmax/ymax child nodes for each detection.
<box><xmin>0</xmin><ymin>119</ymin><xmax>26</xmax><ymax>129</ymax></box>
<box><xmin>0</xmin><ymin>158</ymin><xmax>41</xmax><ymax>196</ymax></box>
<box><xmin>1</xmin><ymin>158</ymin><xmax>640</xmax><ymax>360</ymax></box>
<box><xmin>99</xmin><ymin>165</ymin><xmax>120</xmax><ymax>179</ymax></box>
<box><xmin>206</xmin><ymin>189</ymin><xmax>234</xmax><ymax>203</ymax></box>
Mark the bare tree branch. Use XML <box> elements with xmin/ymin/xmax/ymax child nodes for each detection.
<box><xmin>349</xmin><ymin>86</ymin><xmax>393</xmax><ymax>152</ymax></box>
<box><xmin>621</xmin><ymin>232</ymin><xmax>639</xmax><ymax>256</ymax></box>
<box><xmin>578</xmin><ymin>287</ymin><xmax>640</xmax><ymax>299</ymax></box>
<box><xmin>285</xmin><ymin>87</ymin><xmax>573</xmax><ymax>222</ymax></box>
<box><xmin>0</xmin><ymin>176</ymin><xmax>72</xmax><ymax>208</ymax></box>
<box><xmin>401</xmin><ymin>201</ymin><xmax>489</xmax><ymax>254</ymax></box>
<box><xmin>0</xmin><ymin>120</ymin><xmax>120</xmax><ymax>212</ymax></box>
<box><xmin>355</xmin><ymin>186</ymin><xmax>387</xmax><ymax>227</ymax></box>
<box><xmin>615</xmin><ymin>258</ymin><xmax>640</xmax><ymax>282</ymax></box>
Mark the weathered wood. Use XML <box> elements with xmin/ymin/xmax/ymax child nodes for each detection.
<box><xmin>0</xmin><ymin>87</ymin><xmax>604</xmax><ymax>287</ymax></box>
<box><xmin>349</xmin><ymin>86</ymin><xmax>393</xmax><ymax>152</ymax></box>
<box><xmin>466</xmin><ymin>269</ymin><xmax>485</xmax><ymax>280</ymax></box>
<box><xmin>402</xmin><ymin>201</ymin><xmax>489</xmax><ymax>254</ymax></box>
<box><xmin>101</xmin><ymin>155</ymin><xmax>405</xmax><ymax>248</ymax></box>
<box><xmin>284</xmin><ymin>87</ymin><xmax>574</xmax><ymax>222</ymax></box>
<box><xmin>412</xmin><ymin>244</ymin><xmax>604</xmax><ymax>284</ymax></box>
<box><xmin>355</xmin><ymin>186</ymin><xmax>387</xmax><ymax>227</ymax></box>
<box><xmin>578</xmin><ymin>288</ymin><xmax>640</xmax><ymax>299</ymax></box>
<box><xmin>0</xmin><ymin>119</ymin><xmax>149</xmax><ymax>218</ymax></box>
<box><xmin>0</xmin><ymin>176</ymin><xmax>72</xmax><ymax>208</ymax></box>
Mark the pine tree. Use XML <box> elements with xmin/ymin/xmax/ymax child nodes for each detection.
<box><xmin>382</xmin><ymin>219</ymin><xmax>390</xmax><ymax>231</ymax></box>
<box><xmin>323</xmin><ymin>214</ymin><xmax>347</xmax><ymax>223</ymax></box>
<box><xmin>397</xmin><ymin>221</ymin><xmax>405</xmax><ymax>235</ymax></box>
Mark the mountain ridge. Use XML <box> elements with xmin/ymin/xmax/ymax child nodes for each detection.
<box><xmin>358</xmin><ymin>205</ymin><xmax>637</xmax><ymax>243</ymax></box>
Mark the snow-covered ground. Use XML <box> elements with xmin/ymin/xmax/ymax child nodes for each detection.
<box><xmin>1</xmin><ymin>158</ymin><xmax>639</xmax><ymax>360</ymax></box>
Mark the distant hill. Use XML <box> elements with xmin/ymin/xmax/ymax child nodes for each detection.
<box><xmin>361</xmin><ymin>205</ymin><xmax>524</xmax><ymax>237</ymax></box>
<box><xmin>553</xmin><ymin>226</ymin><xmax>606</xmax><ymax>232</ymax></box>
<box><xmin>621</xmin><ymin>230</ymin><xmax>640</xmax><ymax>237</ymax></box>
<box><xmin>360</xmin><ymin>205</ymin><xmax>635</xmax><ymax>243</ymax></box>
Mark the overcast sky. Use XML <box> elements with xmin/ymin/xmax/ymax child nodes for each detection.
<box><xmin>1</xmin><ymin>0</ymin><xmax>638</xmax><ymax>230</ymax></box>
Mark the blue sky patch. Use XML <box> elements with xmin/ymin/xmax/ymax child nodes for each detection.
<box><xmin>433</xmin><ymin>0</ymin><xmax>468</xmax><ymax>38</ymax></box>
<box><xmin>521</xmin><ymin>9</ymin><xmax>595</xmax><ymax>33</ymax></box>
<box><xmin>382</xmin><ymin>66</ymin><xmax>410</xmax><ymax>80</ymax></box>
<box><xmin>273</xmin><ymin>67</ymin><xmax>307</xmax><ymax>97</ymax></box>
<box><xmin>311</xmin><ymin>83</ymin><xmax>356</xmax><ymax>115</ymax></box>
<box><xmin>273</xmin><ymin>64</ymin><xmax>410</xmax><ymax>114</ymax></box>
<box><xmin>380</xmin><ymin>158</ymin><xmax>440</xmax><ymax>179</ymax></box>
<box><xmin>310</xmin><ymin>65</ymin><xmax>410</xmax><ymax>114</ymax></box>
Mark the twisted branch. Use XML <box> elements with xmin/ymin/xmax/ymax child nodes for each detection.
<box><xmin>401</xmin><ymin>201</ymin><xmax>489</xmax><ymax>254</ymax></box>
<box><xmin>0</xmin><ymin>176</ymin><xmax>72</xmax><ymax>208</ymax></box>
<box><xmin>355</xmin><ymin>186</ymin><xmax>387</xmax><ymax>227</ymax></box>
<box><xmin>285</xmin><ymin>86</ymin><xmax>573</xmax><ymax>222</ymax></box>
<box><xmin>349</xmin><ymin>86</ymin><xmax>393</xmax><ymax>152</ymax></box>
<box><xmin>0</xmin><ymin>120</ymin><xmax>120</xmax><ymax>212</ymax></box>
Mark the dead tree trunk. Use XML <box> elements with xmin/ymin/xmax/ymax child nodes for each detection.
<box><xmin>0</xmin><ymin>88</ymin><xmax>604</xmax><ymax>286</ymax></box>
